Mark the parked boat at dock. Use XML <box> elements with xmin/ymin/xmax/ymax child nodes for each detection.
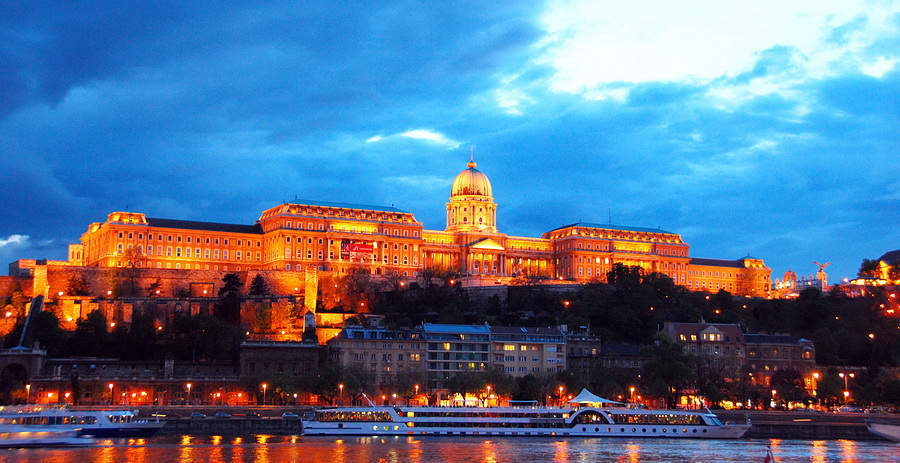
<box><xmin>865</xmin><ymin>420</ymin><xmax>900</xmax><ymax>442</ymax></box>
<box><xmin>0</xmin><ymin>425</ymin><xmax>94</xmax><ymax>447</ymax></box>
<box><xmin>0</xmin><ymin>404</ymin><xmax>165</xmax><ymax>437</ymax></box>
<box><xmin>301</xmin><ymin>389</ymin><xmax>750</xmax><ymax>439</ymax></box>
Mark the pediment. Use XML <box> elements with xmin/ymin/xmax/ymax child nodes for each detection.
<box><xmin>468</xmin><ymin>238</ymin><xmax>505</xmax><ymax>251</ymax></box>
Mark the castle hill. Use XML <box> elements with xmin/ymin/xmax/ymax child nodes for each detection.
<box><xmin>0</xmin><ymin>159</ymin><xmax>897</xmax><ymax>419</ymax></box>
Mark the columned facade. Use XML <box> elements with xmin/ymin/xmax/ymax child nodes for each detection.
<box><xmin>42</xmin><ymin>158</ymin><xmax>769</xmax><ymax>297</ymax></box>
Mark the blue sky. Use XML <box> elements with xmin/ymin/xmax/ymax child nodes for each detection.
<box><xmin>1</xmin><ymin>0</ymin><xmax>898</xmax><ymax>282</ymax></box>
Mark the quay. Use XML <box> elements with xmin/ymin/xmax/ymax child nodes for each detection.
<box><xmin>107</xmin><ymin>407</ymin><xmax>900</xmax><ymax>440</ymax></box>
<box><xmin>717</xmin><ymin>410</ymin><xmax>900</xmax><ymax>441</ymax></box>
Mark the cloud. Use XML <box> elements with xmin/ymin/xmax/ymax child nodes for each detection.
<box><xmin>0</xmin><ymin>235</ymin><xmax>29</xmax><ymax>248</ymax></box>
<box><xmin>0</xmin><ymin>0</ymin><xmax>897</xmax><ymax>283</ymax></box>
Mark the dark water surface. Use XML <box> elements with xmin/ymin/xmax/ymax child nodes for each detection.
<box><xmin>0</xmin><ymin>435</ymin><xmax>896</xmax><ymax>462</ymax></box>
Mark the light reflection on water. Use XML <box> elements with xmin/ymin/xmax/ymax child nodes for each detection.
<box><xmin>0</xmin><ymin>435</ymin><xmax>896</xmax><ymax>463</ymax></box>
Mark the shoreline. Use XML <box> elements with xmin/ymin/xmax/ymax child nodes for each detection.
<box><xmin>112</xmin><ymin>406</ymin><xmax>899</xmax><ymax>440</ymax></box>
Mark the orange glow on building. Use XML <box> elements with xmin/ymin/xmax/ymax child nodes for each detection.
<box><xmin>19</xmin><ymin>158</ymin><xmax>769</xmax><ymax>298</ymax></box>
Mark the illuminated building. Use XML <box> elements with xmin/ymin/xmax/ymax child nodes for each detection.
<box><xmin>662</xmin><ymin>322</ymin><xmax>817</xmax><ymax>398</ymax></box>
<box><xmin>11</xmin><ymin>157</ymin><xmax>770</xmax><ymax>298</ymax></box>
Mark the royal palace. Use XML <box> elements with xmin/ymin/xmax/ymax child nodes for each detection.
<box><xmin>11</xmin><ymin>158</ymin><xmax>771</xmax><ymax>297</ymax></box>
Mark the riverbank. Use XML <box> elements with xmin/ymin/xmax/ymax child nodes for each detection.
<box><xmin>107</xmin><ymin>406</ymin><xmax>899</xmax><ymax>440</ymax></box>
<box><xmin>717</xmin><ymin>410</ymin><xmax>900</xmax><ymax>441</ymax></box>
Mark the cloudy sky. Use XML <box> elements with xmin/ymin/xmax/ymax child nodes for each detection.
<box><xmin>1</xmin><ymin>0</ymin><xmax>898</xmax><ymax>282</ymax></box>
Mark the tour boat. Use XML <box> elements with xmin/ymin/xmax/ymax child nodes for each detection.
<box><xmin>0</xmin><ymin>404</ymin><xmax>165</xmax><ymax>437</ymax></box>
<box><xmin>301</xmin><ymin>389</ymin><xmax>750</xmax><ymax>439</ymax></box>
<box><xmin>865</xmin><ymin>420</ymin><xmax>900</xmax><ymax>442</ymax></box>
<box><xmin>0</xmin><ymin>425</ymin><xmax>95</xmax><ymax>447</ymax></box>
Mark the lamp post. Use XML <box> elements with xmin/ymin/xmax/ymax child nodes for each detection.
<box><xmin>262</xmin><ymin>383</ymin><xmax>268</xmax><ymax>406</ymax></box>
<box><xmin>25</xmin><ymin>384</ymin><xmax>31</xmax><ymax>404</ymax></box>
<box><xmin>414</xmin><ymin>384</ymin><xmax>419</xmax><ymax>405</ymax></box>
<box><xmin>486</xmin><ymin>385</ymin><xmax>492</xmax><ymax>406</ymax></box>
<box><xmin>558</xmin><ymin>386</ymin><xmax>564</xmax><ymax>407</ymax></box>
<box><xmin>186</xmin><ymin>383</ymin><xmax>192</xmax><ymax>405</ymax></box>
<box><xmin>839</xmin><ymin>373</ymin><xmax>854</xmax><ymax>404</ymax></box>
<box><xmin>339</xmin><ymin>383</ymin><xmax>344</xmax><ymax>405</ymax></box>
<box><xmin>630</xmin><ymin>386</ymin><xmax>635</xmax><ymax>402</ymax></box>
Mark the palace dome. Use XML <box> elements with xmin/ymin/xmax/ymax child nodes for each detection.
<box><xmin>451</xmin><ymin>160</ymin><xmax>492</xmax><ymax>197</ymax></box>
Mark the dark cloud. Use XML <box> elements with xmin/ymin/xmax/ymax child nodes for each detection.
<box><xmin>0</xmin><ymin>1</ymin><xmax>897</xmax><ymax>282</ymax></box>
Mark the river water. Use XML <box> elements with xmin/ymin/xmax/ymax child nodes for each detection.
<box><xmin>0</xmin><ymin>435</ymin><xmax>896</xmax><ymax>462</ymax></box>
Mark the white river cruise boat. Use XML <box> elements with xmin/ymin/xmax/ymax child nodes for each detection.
<box><xmin>0</xmin><ymin>404</ymin><xmax>165</xmax><ymax>438</ymax></box>
<box><xmin>301</xmin><ymin>389</ymin><xmax>750</xmax><ymax>439</ymax></box>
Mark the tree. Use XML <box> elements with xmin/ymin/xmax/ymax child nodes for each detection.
<box><xmin>443</xmin><ymin>371</ymin><xmax>485</xmax><ymax>399</ymax></box>
<box><xmin>248</xmin><ymin>274</ymin><xmax>271</xmax><ymax>296</ymax></box>
<box><xmin>215</xmin><ymin>273</ymin><xmax>244</xmax><ymax>325</ymax></box>
<box><xmin>147</xmin><ymin>278</ymin><xmax>163</xmax><ymax>297</ymax></box>
<box><xmin>858</xmin><ymin>259</ymin><xmax>879</xmax><ymax>278</ymax></box>
<box><xmin>30</xmin><ymin>311</ymin><xmax>65</xmax><ymax>356</ymax></box>
<box><xmin>770</xmin><ymin>368</ymin><xmax>806</xmax><ymax>406</ymax></box>
<box><xmin>66</xmin><ymin>310</ymin><xmax>109</xmax><ymax>357</ymax></box>
<box><xmin>641</xmin><ymin>335</ymin><xmax>697</xmax><ymax>408</ymax></box>
<box><xmin>65</xmin><ymin>275</ymin><xmax>91</xmax><ymax>296</ymax></box>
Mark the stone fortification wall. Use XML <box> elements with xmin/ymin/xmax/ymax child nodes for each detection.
<box><xmin>0</xmin><ymin>276</ymin><xmax>31</xmax><ymax>298</ymax></box>
<box><xmin>41</xmin><ymin>266</ymin><xmax>317</xmax><ymax>299</ymax></box>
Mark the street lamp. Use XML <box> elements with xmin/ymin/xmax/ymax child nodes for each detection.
<box><xmin>186</xmin><ymin>383</ymin><xmax>192</xmax><ymax>405</ymax></box>
<box><xmin>262</xmin><ymin>383</ymin><xmax>268</xmax><ymax>405</ymax></box>
<box><xmin>558</xmin><ymin>386</ymin><xmax>564</xmax><ymax>406</ymax></box>
<box><xmin>25</xmin><ymin>384</ymin><xmax>31</xmax><ymax>403</ymax></box>
<box><xmin>630</xmin><ymin>387</ymin><xmax>636</xmax><ymax>402</ymax></box>
<box><xmin>812</xmin><ymin>373</ymin><xmax>820</xmax><ymax>398</ymax></box>
<box><xmin>839</xmin><ymin>373</ymin><xmax>854</xmax><ymax>403</ymax></box>
<box><xmin>339</xmin><ymin>383</ymin><xmax>344</xmax><ymax>405</ymax></box>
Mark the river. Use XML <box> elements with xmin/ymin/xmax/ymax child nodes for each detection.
<box><xmin>0</xmin><ymin>435</ymin><xmax>896</xmax><ymax>462</ymax></box>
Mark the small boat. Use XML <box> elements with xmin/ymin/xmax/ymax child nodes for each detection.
<box><xmin>0</xmin><ymin>404</ymin><xmax>165</xmax><ymax>437</ymax></box>
<box><xmin>0</xmin><ymin>425</ymin><xmax>95</xmax><ymax>448</ymax></box>
<box><xmin>865</xmin><ymin>420</ymin><xmax>900</xmax><ymax>442</ymax></box>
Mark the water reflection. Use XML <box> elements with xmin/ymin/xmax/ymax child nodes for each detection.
<box><xmin>552</xmin><ymin>439</ymin><xmax>569</xmax><ymax>462</ymax></box>
<box><xmin>622</xmin><ymin>443</ymin><xmax>640</xmax><ymax>463</ymax></box>
<box><xmin>838</xmin><ymin>439</ymin><xmax>858</xmax><ymax>463</ymax></box>
<box><xmin>0</xmin><ymin>435</ymin><xmax>893</xmax><ymax>463</ymax></box>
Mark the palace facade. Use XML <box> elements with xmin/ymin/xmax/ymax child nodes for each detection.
<box><xmin>19</xmin><ymin>158</ymin><xmax>770</xmax><ymax>297</ymax></box>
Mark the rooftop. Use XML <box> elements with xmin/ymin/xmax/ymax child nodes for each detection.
<box><xmin>547</xmin><ymin>222</ymin><xmax>677</xmax><ymax>235</ymax></box>
<box><xmin>689</xmin><ymin>257</ymin><xmax>745</xmax><ymax>269</ymax></box>
<box><xmin>288</xmin><ymin>199</ymin><xmax>410</xmax><ymax>214</ymax></box>
<box><xmin>146</xmin><ymin>217</ymin><xmax>263</xmax><ymax>234</ymax></box>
